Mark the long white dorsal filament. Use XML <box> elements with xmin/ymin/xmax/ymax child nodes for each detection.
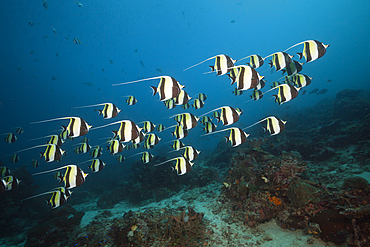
<box><xmin>183</xmin><ymin>56</ymin><xmax>217</xmax><ymax>71</ymax></box>
<box><xmin>20</xmin><ymin>191</ymin><xmax>54</xmax><ymax>201</ymax></box>
<box><xmin>283</xmin><ymin>41</ymin><xmax>306</xmax><ymax>52</ymax></box>
<box><xmin>126</xmin><ymin>152</ymin><xmax>146</xmax><ymax>159</ymax></box>
<box><xmin>32</xmin><ymin>165</ymin><xmax>70</xmax><ymax>176</ymax></box>
<box><xmin>153</xmin><ymin>157</ymin><xmax>180</xmax><ymax>167</ymax></box>
<box><xmin>236</xmin><ymin>55</ymin><xmax>252</xmax><ymax>63</ymax></box>
<box><xmin>28</xmin><ymin>135</ymin><xmax>57</xmax><ymax>142</ymax></box>
<box><xmin>201</xmin><ymin>127</ymin><xmax>233</xmax><ymax>137</ymax></box>
<box><xmin>112</xmin><ymin>76</ymin><xmax>164</xmax><ymax>86</ymax></box>
<box><xmin>15</xmin><ymin>144</ymin><xmax>50</xmax><ymax>154</ymax></box>
<box><xmin>198</xmin><ymin>106</ymin><xmax>223</xmax><ymax>118</ymax></box>
<box><xmin>91</xmin><ymin>120</ymin><xmax>130</xmax><ymax>131</ymax></box>
<box><xmin>30</xmin><ymin>117</ymin><xmax>72</xmax><ymax>124</ymax></box>
<box><xmin>242</xmin><ymin>118</ymin><xmax>268</xmax><ymax>131</ymax></box>
<box><xmin>72</xmin><ymin>103</ymin><xmax>109</xmax><ymax>109</ymax></box>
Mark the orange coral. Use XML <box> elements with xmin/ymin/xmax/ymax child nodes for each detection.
<box><xmin>269</xmin><ymin>196</ymin><xmax>282</xmax><ymax>206</ymax></box>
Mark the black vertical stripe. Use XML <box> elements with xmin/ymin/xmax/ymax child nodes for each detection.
<box><xmin>304</xmin><ymin>42</ymin><xmax>313</xmax><ymax>62</ymax></box>
<box><xmin>69</xmin><ymin>118</ymin><xmax>76</xmax><ymax>137</ymax></box>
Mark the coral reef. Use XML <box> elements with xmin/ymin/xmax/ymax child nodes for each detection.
<box><xmin>70</xmin><ymin>206</ymin><xmax>209</xmax><ymax>247</ymax></box>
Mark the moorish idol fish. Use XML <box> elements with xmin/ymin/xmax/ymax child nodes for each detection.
<box><xmin>28</xmin><ymin>134</ymin><xmax>64</xmax><ymax>147</ymax></box>
<box><xmin>156</xmin><ymin>124</ymin><xmax>165</xmax><ymax>132</ymax></box>
<box><xmin>192</xmin><ymin>99</ymin><xmax>205</xmax><ymax>110</ymax></box>
<box><xmin>14</xmin><ymin>127</ymin><xmax>24</xmax><ymax>134</ymax></box>
<box><xmin>10</xmin><ymin>154</ymin><xmax>19</xmax><ymax>163</ymax></box>
<box><xmin>272</xmin><ymin>84</ymin><xmax>300</xmax><ymax>105</ymax></box>
<box><xmin>174</xmin><ymin>90</ymin><xmax>191</xmax><ymax>105</ymax></box>
<box><xmin>250</xmin><ymin>89</ymin><xmax>263</xmax><ymax>101</ymax></box>
<box><xmin>232</xmin><ymin>88</ymin><xmax>243</xmax><ymax>96</ymax></box>
<box><xmin>47</xmin><ymin>135</ymin><xmax>64</xmax><ymax>147</ymax></box>
<box><xmin>107</xmin><ymin>140</ymin><xmax>125</xmax><ymax>155</ymax></box>
<box><xmin>288</xmin><ymin>74</ymin><xmax>313</xmax><ymax>88</ymax></box>
<box><xmin>125</xmin><ymin>96</ymin><xmax>138</xmax><ymax>106</ymax></box>
<box><xmin>0</xmin><ymin>178</ymin><xmax>10</xmax><ymax>194</ymax></box>
<box><xmin>131</xmin><ymin>143</ymin><xmax>140</xmax><ymax>149</ymax></box>
<box><xmin>113</xmin><ymin>76</ymin><xmax>185</xmax><ymax>102</ymax></box>
<box><xmin>93</xmin><ymin>120</ymin><xmax>142</xmax><ymax>143</ymax></box>
<box><xmin>183</xmin><ymin>54</ymin><xmax>236</xmax><ymax>76</ymax></box>
<box><xmin>126</xmin><ymin>151</ymin><xmax>154</xmax><ymax>164</ymax></box>
<box><xmin>78</xmin><ymin>142</ymin><xmax>91</xmax><ymax>153</ymax></box>
<box><xmin>171</xmin><ymin>140</ymin><xmax>185</xmax><ymax>151</ymax></box>
<box><xmin>243</xmin><ymin>116</ymin><xmax>287</xmax><ymax>136</ymax></box>
<box><xmin>284</xmin><ymin>40</ymin><xmax>329</xmax><ymax>63</ymax></box>
<box><xmin>73</xmin><ymin>103</ymin><xmax>121</xmax><ymax>119</ymax></box>
<box><xmin>86</xmin><ymin>159</ymin><xmax>106</xmax><ymax>173</ymax></box>
<box><xmin>171</xmin><ymin>113</ymin><xmax>199</xmax><ymax>130</ymax></box>
<box><xmin>197</xmin><ymin>93</ymin><xmax>208</xmax><ymax>102</ymax></box>
<box><xmin>31</xmin><ymin>159</ymin><xmax>39</xmax><ymax>168</ymax></box>
<box><xmin>141</xmin><ymin>152</ymin><xmax>154</xmax><ymax>164</ymax></box>
<box><xmin>116</xmin><ymin>155</ymin><xmax>125</xmax><ymax>163</ymax></box>
<box><xmin>3</xmin><ymin>175</ymin><xmax>20</xmax><ymax>191</ymax></box>
<box><xmin>90</xmin><ymin>146</ymin><xmax>103</xmax><ymax>158</ymax></box>
<box><xmin>282</xmin><ymin>60</ymin><xmax>303</xmax><ymax>76</ymax></box>
<box><xmin>180</xmin><ymin>146</ymin><xmax>200</xmax><ymax>161</ymax></box>
<box><xmin>203</xmin><ymin>122</ymin><xmax>217</xmax><ymax>134</ymax></box>
<box><xmin>200</xmin><ymin>116</ymin><xmax>212</xmax><ymax>124</ymax></box>
<box><xmin>0</xmin><ymin>167</ymin><xmax>11</xmax><ymax>177</ymax></box>
<box><xmin>171</xmin><ymin>125</ymin><xmax>189</xmax><ymax>140</ymax></box>
<box><xmin>31</xmin><ymin>117</ymin><xmax>92</xmax><ymax>138</ymax></box>
<box><xmin>74</xmin><ymin>146</ymin><xmax>81</xmax><ymax>154</ymax></box>
<box><xmin>264</xmin><ymin>52</ymin><xmax>293</xmax><ymax>71</ymax></box>
<box><xmin>141</xmin><ymin>121</ymin><xmax>156</xmax><ymax>133</ymax></box>
<box><xmin>3</xmin><ymin>133</ymin><xmax>17</xmax><ymax>143</ymax></box>
<box><xmin>204</xmin><ymin>127</ymin><xmax>249</xmax><ymax>147</ymax></box>
<box><xmin>20</xmin><ymin>188</ymin><xmax>71</xmax><ymax>209</ymax></box>
<box><xmin>154</xmin><ymin>157</ymin><xmax>194</xmax><ymax>175</ymax></box>
<box><xmin>164</xmin><ymin>98</ymin><xmax>176</xmax><ymax>109</ymax></box>
<box><xmin>16</xmin><ymin>144</ymin><xmax>65</xmax><ymax>162</ymax></box>
<box><xmin>200</xmin><ymin>106</ymin><xmax>242</xmax><ymax>126</ymax></box>
<box><xmin>145</xmin><ymin>133</ymin><xmax>161</xmax><ymax>148</ymax></box>
<box><xmin>33</xmin><ymin>165</ymin><xmax>88</xmax><ymax>189</ymax></box>
<box><xmin>181</xmin><ymin>103</ymin><xmax>190</xmax><ymax>110</ymax></box>
<box><xmin>231</xmin><ymin>65</ymin><xmax>264</xmax><ymax>91</ymax></box>
<box><xmin>47</xmin><ymin>191</ymin><xmax>69</xmax><ymax>208</ymax></box>
<box><xmin>237</xmin><ymin>54</ymin><xmax>265</xmax><ymax>68</ymax></box>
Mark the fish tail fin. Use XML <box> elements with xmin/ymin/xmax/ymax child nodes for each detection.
<box><xmin>209</xmin><ymin>66</ymin><xmax>215</xmax><ymax>72</ymax></box>
<box><xmin>297</xmin><ymin>52</ymin><xmax>303</xmax><ymax>60</ymax></box>
<box><xmin>224</xmin><ymin>136</ymin><xmax>229</xmax><ymax>143</ymax></box>
<box><xmin>58</xmin><ymin>175</ymin><xmax>63</xmax><ymax>184</ymax></box>
<box><xmin>268</xmin><ymin>61</ymin><xmax>273</xmax><ymax>68</ymax></box>
<box><xmin>150</xmin><ymin>86</ymin><xmax>158</xmax><ymax>96</ymax></box>
<box><xmin>111</xmin><ymin>130</ymin><xmax>118</xmax><ymax>139</ymax></box>
<box><xmin>39</xmin><ymin>152</ymin><xmax>44</xmax><ymax>158</ymax></box>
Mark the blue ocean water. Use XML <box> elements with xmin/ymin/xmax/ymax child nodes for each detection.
<box><xmin>1</xmin><ymin>0</ymin><xmax>370</xmax><ymax>246</ymax></box>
